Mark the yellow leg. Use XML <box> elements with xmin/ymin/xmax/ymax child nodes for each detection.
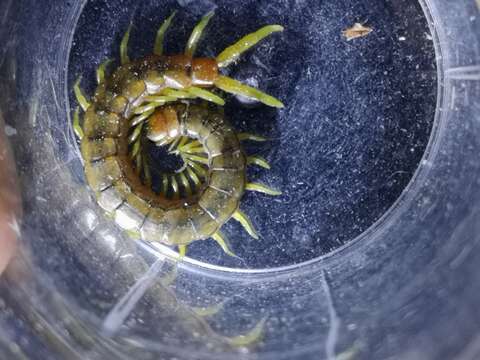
<box><xmin>187</xmin><ymin>87</ymin><xmax>225</xmax><ymax>106</ymax></box>
<box><xmin>247</xmin><ymin>155</ymin><xmax>271</xmax><ymax>169</ymax></box>
<box><xmin>215</xmin><ymin>76</ymin><xmax>283</xmax><ymax>108</ymax></box>
<box><xmin>120</xmin><ymin>24</ymin><xmax>132</xmax><ymax>65</ymax></box>
<box><xmin>74</xmin><ymin>77</ymin><xmax>90</xmax><ymax>111</ymax></box>
<box><xmin>246</xmin><ymin>183</ymin><xmax>282</xmax><ymax>196</ymax></box>
<box><xmin>238</xmin><ymin>133</ymin><xmax>267</xmax><ymax>142</ymax></box>
<box><xmin>185</xmin><ymin>11</ymin><xmax>215</xmax><ymax>57</ymax></box>
<box><xmin>227</xmin><ymin>317</ymin><xmax>267</xmax><ymax>347</ymax></box>
<box><xmin>232</xmin><ymin>209</ymin><xmax>259</xmax><ymax>240</ymax></box>
<box><xmin>96</xmin><ymin>59</ymin><xmax>112</xmax><ymax>84</ymax></box>
<box><xmin>178</xmin><ymin>245</ymin><xmax>187</xmax><ymax>258</ymax></box>
<box><xmin>212</xmin><ymin>231</ymin><xmax>239</xmax><ymax>258</ymax></box>
<box><xmin>178</xmin><ymin>172</ymin><xmax>192</xmax><ymax>196</ymax></box>
<box><xmin>73</xmin><ymin>107</ymin><xmax>84</xmax><ymax>139</ymax></box>
<box><xmin>154</xmin><ymin>11</ymin><xmax>177</xmax><ymax>56</ymax></box>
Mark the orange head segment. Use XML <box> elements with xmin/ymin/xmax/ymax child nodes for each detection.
<box><xmin>191</xmin><ymin>58</ymin><xmax>219</xmax><ymax>87</ymax></box>
<box><xmin>147</xmin><ymin>106</ymin><xmax>180</xmax><ymax>145</ymax></box>
<box><xmin>162</xmin><ymin>55</ymin><xmax>219</xmax><ymax>89</ymax></box>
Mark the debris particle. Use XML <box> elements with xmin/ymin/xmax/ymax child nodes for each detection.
<box><xmin>342</xmin><ymin>23</ymin><xmax>373</xmax><ymax>41</ymax></box>
<box><xmin>399</xmin><ymin>36</ymin><xmax>407</xmax><ymax>41</ymax></box>
<box><xmin>4</xmin><ymin>125</ymin><xmax>17</xmax><ymax>137</ymax></box>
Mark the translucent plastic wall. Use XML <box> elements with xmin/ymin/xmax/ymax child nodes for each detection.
<box><xmin>0</xmin><ymin>0</ymin><xmax>479</xmax><ymax>359</ymax></box>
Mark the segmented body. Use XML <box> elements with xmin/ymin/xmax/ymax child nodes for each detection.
<box><xmin>74</xmin><ymin>12</ymin><xmax>284</xmax><ymax>254</ymax></box>
<box><xmin>81</xmin><ymin>57</ymin><xmax>245</xmax><ymax>244</ymax></box>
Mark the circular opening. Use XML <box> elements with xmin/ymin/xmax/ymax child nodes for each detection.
<box><xmin>68</xmin><ymin>0</ymin><xmax>437</xmax><ymax>271</ymax></box>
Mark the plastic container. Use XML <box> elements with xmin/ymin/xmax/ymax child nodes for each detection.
<box><xmin>0</xmin><ymin>0</ymin><xmax>479</xmax><ymax>359</ymax></box>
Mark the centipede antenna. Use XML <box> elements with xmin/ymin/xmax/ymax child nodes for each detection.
<box><xmin>187</xmin><ymin>87</ymin><xmax>225</xmax><ymax>106</ymax></box>
<box><xmin>178</xmin><ymin>245</ymin><xmax>187</xmax><ymax>258</ymax></box>
<box><xmin>129</xmin><ymin>123</ymin><xmax>143</xmax><ymax>144</ymax></box>
<box><xmin>74</xmin><ymin>77</ymin><xmax>90</xmax><ymax>112</ymax></box>
<box><xmin>120</xmin><ymin>23</ymin><xmax>132</xmax><ymax>65</ymax></box>
<box><xmin>73</xmin><ymin>107</ymin><xmax>84</xmax><ymax>139</ymax></box>
<box><xmin>238</xmin><ymin>133</ymin><xmax>267</xmax><ymax>142</ymax></box>
<box><xmin>178</xmin><ymin>172</ymin><xmax>192</xmax><ymax>196</ymax></box>
<box><xmin>131</xmin><ymin>109</ymin><xmax>155</xmax><ymax>127</ymax></box>
<box><xmin>96</xmin><ymin>59</ymin><xmax>112</xmax><ymax>85</ymax></box>
<box><xmin>216</xmin><ymin>25</ymin><xmax>284</xmax><ymax>68</ymax></box>
<box><xmin>246</xmin><ymin>182</ymin><xmax>282</xmax><ymax>196</ymax></box>
<box><xmin>247</xmin><ymin>155</ymin><xmax>271</xmax><ymax>170</ymax></box>
<box><xmin>185</xmin><ymin>11</ymin><xmax>215</xmax><ymax>57</ymax></box>
<box><xmin>227</xmin><ymin>317</ymin><xmax>267</xmax><ymax>347</ymax></box>
<box><xmin>215</xmin><ymin>76</ymin><xmax>284</xmax><ymax>108</ymax></box>
<box><xmin>171</xmin><ymin>175</ymin><xmax>180</xmax><ymax>199</ymax></box>
<box><xmin>154</xmin><ymin>11</ymin><xmax>177</xmax><ymax>56</ymax></box>
<box><xmin>232</xmin><ymin>209</ymin><xmax>259</xmax><ymax>240</ymax></box>
<box><xmin>212</xmin><ymin>231</ymin><xmax>239</xmax><ymax>258</ymax></box>
<box><xmin>162</xmin><ymin>175</ymin><xmax>169</xmax><ymax>195</ymax></box>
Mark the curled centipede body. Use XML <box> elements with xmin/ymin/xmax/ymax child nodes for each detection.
<box><xmin>73</xmin><ymin>11</ymin><xmax>284</xmax><ymax>256</ymax></box>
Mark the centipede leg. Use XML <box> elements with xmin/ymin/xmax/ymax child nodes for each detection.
<box><xmin>178</xmin><ymin>245</ymin><xmax>187</xmax><ymax>258</ymax></box>
<box><xmin>212</xmin><ymin>231</ymin><xmax>239</xmax><ymax>258</ymax></box>
<box><xmin>192</xmin><ymin>301</ymin><xmax>225</xmax><ymax>317</ymax></box>
<box><xmin>161</xmin><ymin>175</ymin><xmax>169</xmax><ymax>196</ymax></box>
<box><xmin>187</xmin><ymin>87</ymin><xmax>225</xmax><ymax>106</ymax></box>
<box><xmin>73</xmin><ymin>107</ymin><xmax>84</xmax><ymax>139</ymax></box>
<box><xmin>238</xmin><ymin>133</ymin><xmax>267</xmax><ymax>142</ymax></box>
<box><xmin>232</xmin><ymin>209</ymin><xmax>259</xmax><ymax>240</ymax></box>
<box><xmin>74</xmin><ymin>77</ymin><xmax>90</xmax><ymax>111</ymax></box>
<box><xmin>179</xmin><ymin>172</ymin><xmax>192</xmax><ymax>196</ymax></box>
<box><xmin>186</xmin><ymin>166</ymin><xmax>202</xmax><ymax>191</ymax></box>
<box><xmin>246</xmin><ymin>182</ymin><xmax>282</xmax><ymax>196</ymax></box>
<box><xmin>214</xmin><ymin>76</ymin><xmax>284</xmax><ymax>108</ymax></box>
<box><xmin>96</xmin><ymin>59</ymin><xmax>112</xmax><ymax>85</ymax></box>
<box><xmin>120</xmin><ymin>24</ymin><xmax>132</xmax><ymax>65</ymax></box>
<box><xmin>185</xmin><ymin>11</ymin><xmax>215</xmax><ymax>57</ymax></box>
<box><xmin>247</xmin><ymin>155</ymin><xmax>271</xmax><ymax>170</ymax></box>
<box><xmin>154</xmin><ymin>11</ymin><xmax>177</xmax><ymax>56</ymax></box>
<box><xmin>171</xmin><ymin>175</ymin><xmax>180</xmax><ymax>199</ymax></box>
<box><xmin>226</xmin><ymin>317</ymin><xmax>267</xmax><ymax>347</ymax></box>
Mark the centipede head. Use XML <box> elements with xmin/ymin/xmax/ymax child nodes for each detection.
<box><xmin>191</xmin><ymin>58</ymin><xmax>219</xmax><ymax>87</ymax></box>
<box><xmin>147</xmin><ymin>106</ymin><xmax>181</xmax><ymax>146</ymax></box>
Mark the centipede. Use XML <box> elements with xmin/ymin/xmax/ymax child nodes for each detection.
<box><xmin>73</xmin><ymin>11</ymin><xmax>284</xmax><ymax>257</ymax></box>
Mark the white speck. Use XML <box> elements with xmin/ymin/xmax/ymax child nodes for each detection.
<box><xmin>425</xmin><ymin>33</ymin><xmax>433</xmax><ymax>41</ymax></box>
<box><xmin>399</xmin><ymin>36</ymin><xmax>406</xmax><ymax>41</ymax></box>
<box><xmin>8</xmin><ymin>218</ymin><xmax>21</xmax><ymax>237</ymax></box>
<box><xmin>4</xmin><ymin>125</ymin><xmax>17</xmax><ymax>137</ymax></box>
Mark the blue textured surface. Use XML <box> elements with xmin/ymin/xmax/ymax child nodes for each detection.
<box><xmin>68</xmin><ymin>0</ymin><xmax>436</xmax><ymax>268</ymax></box>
